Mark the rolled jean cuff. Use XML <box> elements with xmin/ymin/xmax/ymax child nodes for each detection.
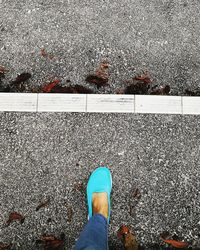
<box><xmin>94</xmin><ymin>213</ymin><xmax>107</xmax><ymax>224</ymax></box>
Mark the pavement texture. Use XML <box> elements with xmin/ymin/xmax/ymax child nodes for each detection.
<box><xmin>0</xmin><ymin>0</ymin><xmax>200</xmax><ymax>94</ymax></box>
<box><xmin>0</xmin><ymin>112</ymin><xmax>200</xmax><ymax>249</ymax></box>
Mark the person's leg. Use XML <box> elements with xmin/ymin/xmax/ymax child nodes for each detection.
<box><xmin>74</xmin><ymin>167</ymin><xmax>112</xmax><ymax>250</ymax></box>
<box><xmin>74</xmin><ymin>192</ymin><xmax>109</xmax><ymax>250</ymax></box>
<box><xmin>74</xmin><ymin>213</ymin><xmax>108</xmax><ymax>250</ymax></box>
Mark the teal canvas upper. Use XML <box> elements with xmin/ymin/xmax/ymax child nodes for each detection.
<box><xmin>87</xmin><ymin>167</ymin><xmax>112</xmax><ymax>223</ymax></box>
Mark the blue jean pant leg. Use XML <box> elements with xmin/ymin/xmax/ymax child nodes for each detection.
<box><xmin>74</xmin><ymin>214</ymin><xmax>108</xmax><ymax>250</ymax></box>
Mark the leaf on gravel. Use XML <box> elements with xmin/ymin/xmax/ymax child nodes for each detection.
<box><xmin>42</xmin><ymin>79</ymin><xmax>61</xmax><ymax>93</ymax></box>
<box><xmin>95</xmin><ymin>62</ymin><xmax>109</xmax><ymax>78</ymax></box>
<box><xmin>11</xmin><ymin>73</ymin><xmax>31</xmax><ymax>85</ymax></box>
<box><xmin>0</xmin><ymin>242</ymin><xmax>11</xmax><ymax>249</ymax></box>
<box><xmin>118</xmin><ymin>225</ymin><xmax>139</xmax><ymax>250</ymax></box>
<box><xmin>41</xmin><ymin>48</ymin><xmax>47</xmax><ymax>57</ymax></box>
<box><xmin>129</xmin><ymin>188</ymin><xmax>141</xmax><ymax>216</ymax></box>
<box><xmin>85</xmin><ymin>62</ymin><xmax>109</xmax><ymax>88</ymax></box>
<box><xmin>6</xmin><ymin>212</ymin><xmax>25</xmax><ymax>225</ymax></box>
<box><xmin>115</xmin><ymin>88</ymin><xmax>125</xmax><ymax>94</ymax></box>
<box><xmin>117</xmin><ymin>225</ymin><xmax>130</xmax><ymax>239</ymax></box>
<box><xmin>124</xmin><ymin>80</ymin><xmax>150</xmax><ymax>94</ymax></box>
<box><xmin>132</xmin><ymin>188</ymin><xmax>141</xmax><ymax>199</ymax></box>
<box><xmin>73</xmin><ymin>182</ymin><xmax>84</xmax><ymax>192</ymax></box>
<box><xmin>0</xmin><ymin>65</ymin><xmax>9</xmax><ymax>74</ymax></box>
<box><xmin>134</xmin><ymin>74</ymin><xmax>151</xmax><ymax>84</ymax></box>
<box><xmin>161</xmin><ymin>238</ymin><xmax>189</xmax><ymax>248</ymax></box>
<box><xmin>124</xmin><ymin>72</ymin><xmax>153</xmax><ymax>95</ymax></box>
<box><xmin>67</xmin><ymin>206</ymin><xmax>73</xmax><ymax>223</ymax></box>
<box><xmin>41</xmin><ymin>48</ymin><xmax>54</xmax><ymax>60</ymax></box>
<box><xmin>64</xmin><ymin>204</ymin><xmax>73</xmax><ymax>223</ymax></box>
<box><xmin>39</xmin><ymin>235</ymin><xmax>64</xmax><ymax>250</ymax></box>
<box><xmin>150</xmin><ymin>85</ymin><xmax>170</xmax><ymax>95</ymax></box>
<box><xmin>85</xmin><ymin>75</ymin><xmax>108</xmax><ymax>88</ymax></box>
<box><xmin>0</xmin><ymin>86</ymin><xmax>11</xmax><ymax>92</ymax></box>
<box><xmin>184</xmin><ymin>89</ymin><xmax>200</xmax><ymax>96</ymax></box>
<box><xmin>50</xmin><ymin>84</ymin><xmax>94</xmax><ymax>94</ymax></box>
<box><xmin>36</xmin><ymin>198</ymin><xmax>50</xmax><ymax>211</ymax></box>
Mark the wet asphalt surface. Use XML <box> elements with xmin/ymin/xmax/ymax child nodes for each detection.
<box><xmin>0</xmin><ymin>112</ymin><xmax>199</xmax><ymax>249</ymax></box>
<box><xmin>0</xmin><ymin>0</ymin><xmax>200</xmax><ymax>94</ymax></box>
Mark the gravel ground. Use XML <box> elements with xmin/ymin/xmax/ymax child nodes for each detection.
<box><xmin>0</xmin><ymin>112</ymin><xmax>199</xmax><ymax>249</ymax></box>
<box><xmin>0</xmin><ymin>0</ymin><xmax>200</xmax><ymax>94</ymax></box>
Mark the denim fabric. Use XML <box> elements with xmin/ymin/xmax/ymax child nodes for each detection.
<box><xmin>74</xmin><ymin>214</ymin><xmax>108</xmax><ymax>250</ymax></box>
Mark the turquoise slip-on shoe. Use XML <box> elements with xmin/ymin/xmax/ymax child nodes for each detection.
<box><xmin>87</xmin><ymin>167</ymin><xmax>112</xmax><ymax>223</ymax></box>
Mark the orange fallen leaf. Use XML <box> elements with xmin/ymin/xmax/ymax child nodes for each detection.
<box><xmin>42</xmin><ymin>79</ymin><xmax>60</xmax><ymax>93</ymax></box>
<box><xmin>117</xmin><ymin>225</ymin><xmax>130</xmax><ymax>239</ymax></box>
<box><xmin>162</xmin><ymin>238</ymin><xmax>189</xmax><ymax>248</ymax></box>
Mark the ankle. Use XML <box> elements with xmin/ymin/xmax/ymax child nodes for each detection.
<box><xmin>92</xmin><ymin>192</ymin><xmax>108</xmax><ymax>219</ymax></box>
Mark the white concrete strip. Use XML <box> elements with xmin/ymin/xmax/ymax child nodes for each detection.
<box><xmin>37</xmin><ymin>93</ymin><xmax>87</xmax><ymax>112</ymax></box>
<box><xmin>135</xmin><ymin>95</ymin><xmax>182</xmax><ymax>114</ymax></box>
<box><xmin>0</xmin><ymin>93</ymin><xmax>37</xmax><ymax>112</ymax></box>
<box><xmin>182</xmin><ymin>96</ymin><xmax>200</xmax><ymax>115</ymax></box>
<box><xmin>87</xmin><ymin>94</ymin><xmax>135</xmax><ymax>113</ymax></box>
<box><xmin>0</xmin><ymin>93</ymin><xmax>200</xmax><ymax>115</ymax></box>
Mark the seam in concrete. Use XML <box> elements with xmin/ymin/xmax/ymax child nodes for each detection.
<box><xmin>86</xmin><ymin>94</ymin><xmax>88</xmax><ymax>112</ymax></box>
<box><xmin>134</xmin><ymin>95</ymin><xmax>136</xmax><ymax>113</ymax></box>
<box><xmin>181</xmin><ymin>96</ymin><xmax>183</xmax><ymax>115</ymax></box>
<box><xmin>36</xmin><ymin>93</ymin><xmax>39</xmax><ymax>112</ymax></box>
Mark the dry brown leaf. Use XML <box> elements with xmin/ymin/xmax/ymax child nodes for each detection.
<box><xmin>36</xmin><ymin>198</ymin><xmax>50</xmax><ymax>211</ymax></box>
<box><xmin>39</xmin><ymin>235</ymin><xmax>64</xmax><ymax>250</ymax></box>
<box><xmin>118</xmin><ymin>225</ymin><xmax>139</xmax><ymax>250</ymax></box>
<box><xmin>6</xmin><ymin>212</ymin><xmax>25</xmax><ymax>225</ymax></box>
<box><xmin>50</xmin><ymin>85</ymin><xmax>93</xmax><ymax>94</ymax></box>
<box><xmin>41</xmin><ymin>48</ymin><xmax>48</xmax><ymax>57</ymax></box>
<box><xmin>0</xmin><ymin>65</ymin><xmax>8</xmax><ymax>74</ymax></box>
<box><xmin>95</xmin><ymin>62</ymin><xmax>109</xmax><ymax>79</ymax></box>
<box><xmin>162</xmin><ymin>238</ymin><xmax>189</xmax><ymax>248</ymax></box>
<box><xmin>41</xmin><ymin>48</ymin><xmax>54</xmax><ymax>60</ymax></box>
<box><xmin>132</xmin><ymin>188</ymin><xmax>141</xmax><ymax>199</ymax></box>
<box><xmin>115</xmin><ymin>88</ymin><xmax>125</xmax><ymax>94</ymax></box>
<box><xmin>73</xmin><ymin>182</ymin><xmax>84</xmax><ymax>192</ymax></box>
<box><xmin>66</xmin><ymin>205</ymin><xmax>73</xmax><ymax>223</ymax></box>
<box><xmin>86</xmin><ymin>62</ymin><xmax>109</xmax><ymax>88</ymax></box>
<box><xmin>117</xmin><ymin>225</ymin><xmax>130</xmax><ymax>239</ymax></box>
<box><xmin>124</xmin><ymin>81</ymin><xmax>150</xmax><ymax>94</ymax></box>
<box><xmin>11</xmin><ymin>73</ymin><xmax>31</xmax><ymax>85</ymax></box>
<box><xmin>184</xmin><ymin>89</ymin><xmax>200</xmax><ymax>96</ymax></box>
<box><xmin>150</xmin><ymin>85</ymin><xmax>170</xmax><ymax>95</ymax></box>
<box><xmin>64</xmin><ymin>203</ymin><xmax>73</xmax><ymax>223</ymax></box>
<box><xmin>42</xmin><ymin>79</ymin><xmax>60</xmax><ymax>93</ymax></box>
<box><xmin>0</xmin><ymin>242</ymin><xmax>11</xmax><ymax>249</ymax></box>
<box><xmin>134</xmin><ymin>75</ymin><xmax>151</xmax><ymax>84</ymax></box>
